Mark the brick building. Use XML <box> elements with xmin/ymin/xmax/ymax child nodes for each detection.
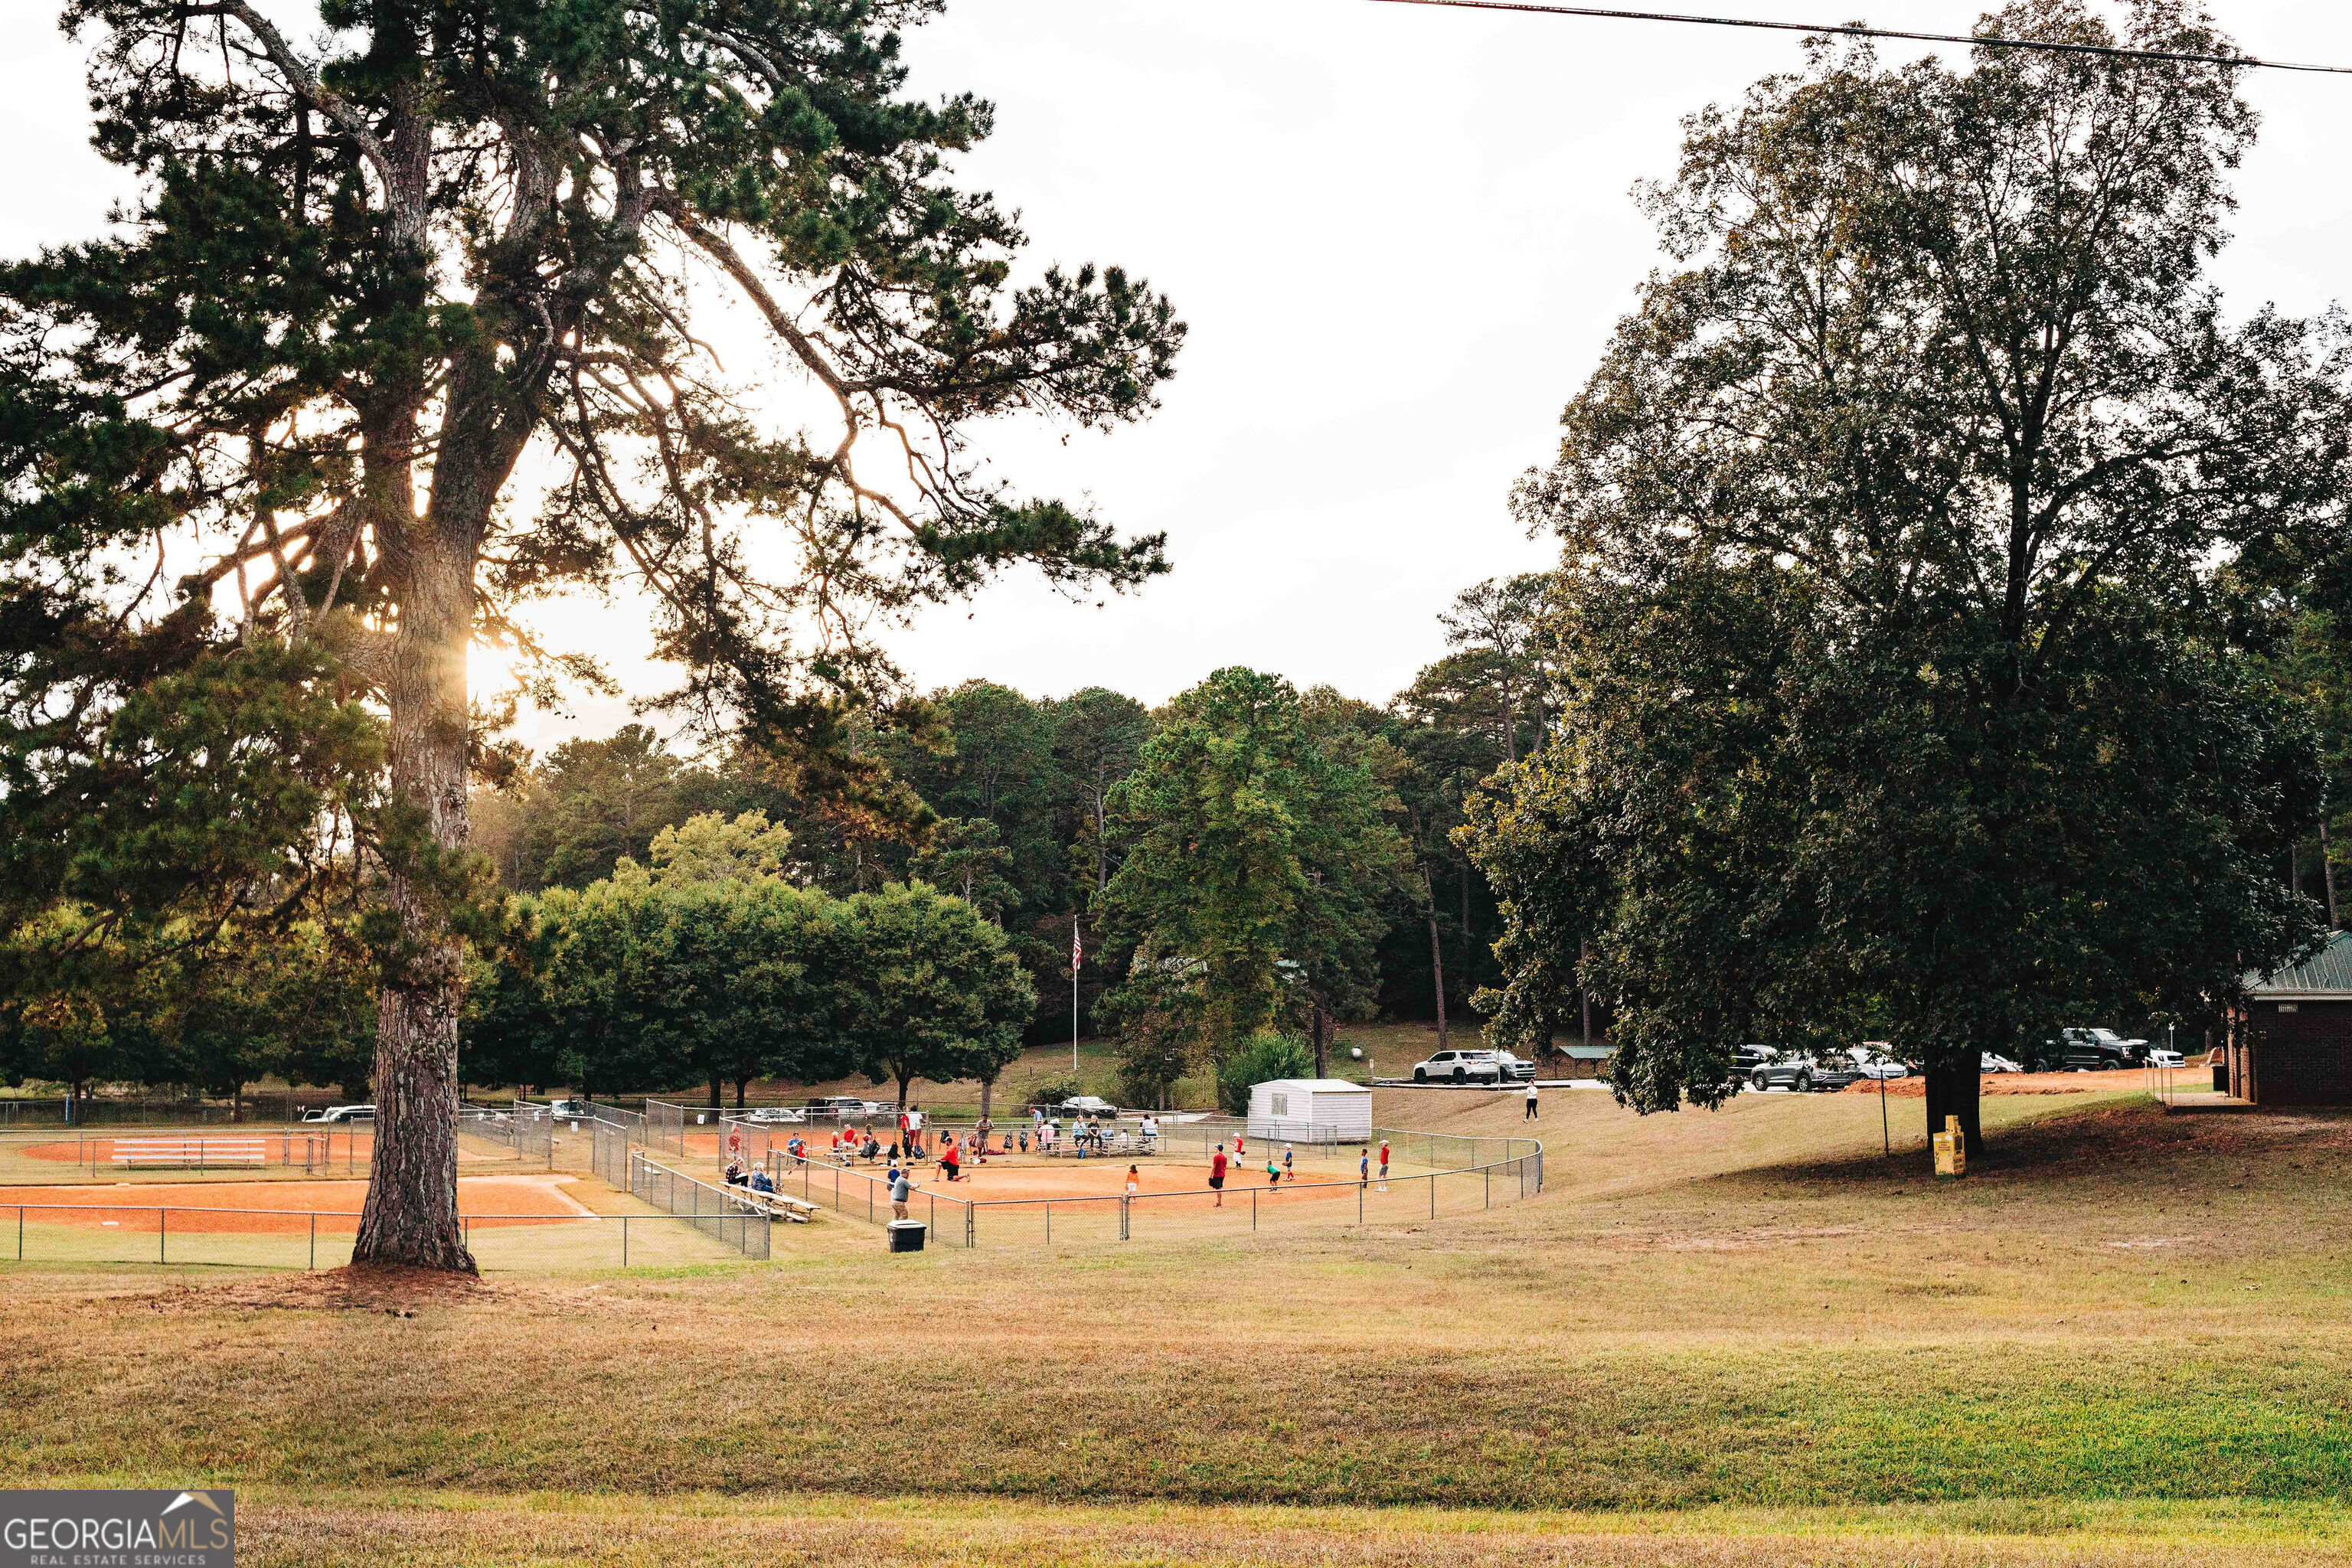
<box><xmin>2229</xmin><ymin>931</ymin><xmax>2352</xmax><ymax>1106</ymax></box>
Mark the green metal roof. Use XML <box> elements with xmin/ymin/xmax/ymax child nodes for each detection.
<box><xmin>1558</xmin><ymin>1044</ymin><xmax>1615</xmax><ymax>1060</ymax></box>
<box><xmin>2249</xmin><ymin>930</ymin><xmax>2352</xmax><ymax>995</ymax></box>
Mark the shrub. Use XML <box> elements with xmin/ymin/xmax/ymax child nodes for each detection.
<box><xmin>1215</xmin><ymin>1031</ymin><xmax>1315</xmax><ymax>1116</ymax></box>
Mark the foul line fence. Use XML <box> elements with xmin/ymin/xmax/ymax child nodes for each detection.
<box><xmin>756</xmin><ymin>1125</ymin><xmax>1544</xmax><ymax>1250</ymax></box>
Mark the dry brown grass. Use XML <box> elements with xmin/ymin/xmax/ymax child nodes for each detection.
<box><xmin>231</xmin><ymin>1491</ymin><xmax>2352</xmax><ymax>1567</ymax></box>
<box><xmin>8</xmin><ymin>1089</ymin><xmax>2351</xmax><ymax>1563</ymax></box>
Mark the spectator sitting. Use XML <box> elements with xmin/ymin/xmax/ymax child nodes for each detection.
<box><xmin>749</xmin><ymin>1167</ymin><xmax>775</xmax><ymax>1194</ymax></box>
<box><xmin>724</xmin><ymin>1158</ymin><xmax>746</xmax><ymax>1186</ymax></box>
<box><xmin>861</xmin><ymin>1135</ymin><xmax>881</xmax><ymax>1162</ymax></box>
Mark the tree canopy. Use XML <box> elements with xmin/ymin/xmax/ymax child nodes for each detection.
<box><xmin>1470</xmin><ymin>0</ymin><xmax>2349</xmax><ymax>1151</ymax></box>
<box><xmin>2</xmin><ymin>0</ymin><xmax>1183</xmax><ymax>1266</ymax></box>
<box><xmin>1099</xmin><ymin>667</ymin><xmax>1408</xmax><ymax>1073</ymax></box>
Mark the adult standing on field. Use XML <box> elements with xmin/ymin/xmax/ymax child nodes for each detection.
<box><xmin>1524</xmin><ymin>1081</ymin><xmax>1539</xmax><ymax>1121</ymax></box>
<box><xmin>890</xmin><ymin>1167</ymin><xmax>911</xmax><ymax>1222</ymax></box>
<box><xmin>1210</xmin><ymin>1143</ymin><xmax>1228</xmax><ymax>1207</ymax></box>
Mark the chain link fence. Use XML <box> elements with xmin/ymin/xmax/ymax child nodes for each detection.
<box><xmin>626</xmin><ymin>1152</ymin><xmax>771</xmax><ymax>1259</ymax></box>
<box><xmin>756</xmin><ymin>1124</ymin><xmax>1543</xmax><ymax>1250</ymax></box>
<box><xmin>643</xmin><ymin>1099</ymin><xmax>688</xmax><ymax>1155</ymax></box>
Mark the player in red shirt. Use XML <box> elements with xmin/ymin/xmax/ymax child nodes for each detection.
<box><xmin>1377</xmin><ymin>1138</ymin><xmax>1390</xmax><ymax>1191</ymax></box>
<box><xmin>1209</xmin><ymin>1145</ymin><xmax>1228</xmax><ymax>1207</ymax></box>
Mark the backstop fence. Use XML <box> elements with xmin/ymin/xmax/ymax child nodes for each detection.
<box><xmin>756</xmin><ymin>1124</ymin><xmax>1544</xmax><ymax>1250</ymax></box>
<box><xmin>643</xmin><ymin>1099</ymin><xmax>688</xmax><ymax>1155</ymax></box>
<box><xmin>626</xmin><ymin>1152</ymin><xmax>771</xmax><ymax>1260</ymax></box>
<box><xmin>53</xmin><ymin>1132</ymin><xmax>332</xmax><ymax>1178</ymax></box>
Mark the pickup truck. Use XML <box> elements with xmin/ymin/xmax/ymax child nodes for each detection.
<box><xmin>2053</xmin><ymin>1027</ymin><xmax>2146</xmax><ymax>1070</ymax></box>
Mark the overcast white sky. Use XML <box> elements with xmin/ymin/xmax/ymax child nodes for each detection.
<box><xmin>5</xmin><ymin>2</ymin><xmax>2350</xmax><ymax>750</ymax></box>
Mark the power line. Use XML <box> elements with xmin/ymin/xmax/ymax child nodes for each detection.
<box><xmin>1362</xmin><ymin>0</ymin><xmax>2352</xmax><ymax>77</ymax></box>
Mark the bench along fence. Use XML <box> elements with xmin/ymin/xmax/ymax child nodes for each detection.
<box><xmin>53</xmin><ymin>1133</ymin><xmax>334</xmax><ymax>1177</ymax></box>
<box><xmin>626</xmin><ymin>1152</ymin><xmax>772</xmax><ymax>1260</ymax></box>
<box><xmin>752</xmin><ymin>1127</ymin><xmax>1544</xmax><ymax>1250</ymax></box>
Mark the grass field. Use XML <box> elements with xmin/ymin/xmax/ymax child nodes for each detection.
<box><xmin>6</xmin><ymin>1080</ymin><xmax>2349</xmax><ymax>1564</ymax></box>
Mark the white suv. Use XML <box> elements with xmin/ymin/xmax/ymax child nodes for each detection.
<box><xmin>1412</xmin><ymin>1049</ymin><xmax>1507</xmax><ymax>1084</ymax></box>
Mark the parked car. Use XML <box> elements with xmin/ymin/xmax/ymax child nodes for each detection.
<box><xmin>1850</xmin><ymin>1047</ymin><xmax>1910</xmax><ymax>1080</ymax></box>
<box><xmin>1733</xmin><ymin>1044</ymin><xmax>1779</xmax><ymax>1074</ymax></box>
<box><xmin>2145</xmin><ymin>1047</ymin><xmax>2186</xmax><ymax>1069</ymax></box>
<box><xmin>545</xmin><ymin>1096</ymin><xmax>595</xmax><ymax>1119</ymax></box>
<box><xmin>1980</xmin><ymin>1053</ymin><xmax>2024</xmax><ymax>1074</ymax></box>
<box><xmin>1748</xmin><ymin>1053</ymin><xmax>1863</xmax><ymax>1093</ymax></box>
<box><xmin>302</xmin><ymin>1103</ymin><xmax>375</xmax><ymax>1123</ymax></box>
<box><xmin>2053</xmin><ymin>1027</ymin><xmax>2144</xmax><ymax>1070</ymax></box>
<box><xmin>1057</xmin><ymin>1094</ymin><xmax>1121</xmax><ymax>1117</ymax></box>
<box><xmin>738</xmin><ymin>1106</ymin><xmax>807</xmax><ymax>1125</ymax></box>
<box><xmin>2060</xmin><ymin>1029</ymin><xmax>2154</xmax><ymax>1067</ymax></box>
<box><xmin>802</xmin><ymin>1095</ymin><xmax>880</xmax><ymax>1119</ymax></box>
<box><xmin>1489</xmin><ymin>1050</ymin><xmax>1538</xmax><ymax>1083</ymax></box>
<box><xmin>1412</xmin><ymin>1048</ymin><xmax>1508</xmax><ymax>1084</ymax></box>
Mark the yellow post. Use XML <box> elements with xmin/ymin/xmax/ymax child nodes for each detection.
<box><xmin>1933</xmin><ymin>1114</ymin><xmax>1967</xmax><ymax>1178</ymax></box>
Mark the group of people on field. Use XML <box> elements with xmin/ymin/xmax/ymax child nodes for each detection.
<box><xmin>1202</xmin><ymin>1136</ymin><xmax>1392</xmax><ymax>1206</ymax></box>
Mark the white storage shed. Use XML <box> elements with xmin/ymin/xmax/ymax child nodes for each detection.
<box><xmin>1246</xmin><ymin>1079</ymin><xmax>1374</xmax><ymax>1145</ymax></box>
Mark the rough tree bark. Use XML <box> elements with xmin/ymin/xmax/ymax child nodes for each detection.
<box><xmin>1922</xmin><ymin>1059</ymin><xmax>1984</xmax><ymax>1159</ymax></box>
<box><xmin>1423</xmin><ymin>861</ymin><xmax>1449</xmax><ymax>1050</ymax></box>
<box><xmin>351</xmin><ymin>533</ymin><xmax>475</xmax><ymax>1272</ymax></box>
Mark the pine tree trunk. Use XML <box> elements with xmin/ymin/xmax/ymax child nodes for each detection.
<box><xmin>2324</xmin><ymin>817</ymin><xmax>2339</xmax><ymax>930</ymax></box>
<box><xmin>1424</xmin><ymin>867</ymin><xmax>1449</xmax><ymax>1050</ymax></box>
<box><xmin>352</xmin><ymin>538</ymin><xmax>475</xmax><ymax>1274</ymax></box>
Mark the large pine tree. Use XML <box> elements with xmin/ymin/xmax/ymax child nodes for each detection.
<box><xmin>1</xmin><ymin>0</ymin><xmax>1181</xmax><ymax>1269</ymax></box>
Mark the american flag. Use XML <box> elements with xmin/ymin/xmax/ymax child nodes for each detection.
<box><xmin>1072</xmin><ymin>920</ymin><xmax>1083</xmax><ymax>971</ymax></box>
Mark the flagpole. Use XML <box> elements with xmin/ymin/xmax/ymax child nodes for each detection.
<box><xmin>1072</xmin><ymin>919</ymin><xmax>1081</xmax><ymax>1073</ymax></box>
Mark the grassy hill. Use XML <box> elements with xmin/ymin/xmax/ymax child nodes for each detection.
<box><xmin>7</xmin><ymin>1083</ymin><xmax>2350</xmax><ymax>1564</ymax></box>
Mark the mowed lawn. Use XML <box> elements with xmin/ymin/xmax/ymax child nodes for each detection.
<box><xmin>5</xmin><ymin>1083</ymin><xmax>2351</xmax><ymax>1565</ymax></box>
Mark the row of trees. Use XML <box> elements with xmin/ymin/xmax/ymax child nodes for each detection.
<box><xmin>461</xmin><ymin>596</ymin><xmax>1560</xmax><ymax>1083</ymax></box>
<box><xmin>467</xmin><ymin>811</ymin><xmax>1034</xmax><ymax>1112</ymax></box>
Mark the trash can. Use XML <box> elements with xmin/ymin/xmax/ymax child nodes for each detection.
<box><xmin>2212</xmin><ymin>1058</ymin><xmax>2229</xmax><ymax>1093</ymax></box>
<box><xmin>887</xmin><ymin>1220</ymin><xmax>927</xmax><ymax>1253</ymax></box>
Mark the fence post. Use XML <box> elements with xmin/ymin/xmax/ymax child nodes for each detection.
<box><xmin>159</xmin><ymin>1207</ymin><xmax>166</xmax><ymax>1264</ymax></box>
<box><xmin>309</xmin><ymin>1211</ymin><xmax>315</xmax><ymax>1271</ymax></box>
<box><xmin>622</xmin><ymin>1215</ymin><xmax>629</xmax><ymax>1269</ymax></box>
<box><xmin>1252</xmin><ymin>1188</ymin><xmax>1257</xmax><ymax>1232</ymax></box>
<box><xmin>1429</xmin><ymin>1175</ymin><xmax>1436</xmax><ymax>1218</ymax></box>
<box><xmin>1358</xmin><ymin>1183</ymin><xmax>1364</xmax><ymax>1226</ymax></box>
<box><xmin>17</xmin><ymin>1204</ymin><xmax>23</xmax><ymax>1261</ymax></box>
<box><xmin>1486</xmin><ymin>1168</ymin><xmax>1491</xmax><ymax>1209</ymax></box>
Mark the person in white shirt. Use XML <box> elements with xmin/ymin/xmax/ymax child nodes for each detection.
<box><xmin>1524</xmin><ymin>1080</ymin><xmax>1540</xmax><ymax>1120</ymax></box>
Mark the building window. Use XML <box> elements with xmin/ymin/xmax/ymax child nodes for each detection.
<box><xmin>1270</xmin><ymin>1093</ymin><xmax>1289</xmax><ymax>1117</ymax></box>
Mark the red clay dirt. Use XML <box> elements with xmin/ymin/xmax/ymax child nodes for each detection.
<box><xmin>1838</xmin><ymin>1070</ymin><xmax>2168</xmax><ymax>1098</ymax></box>
<box><xmin>770</xmin><ymin>1148</ymin><xmax>1413</xmax><ymax>1214</ymax></box>
<box><xmin>2</xmin><ymin>1174</ymin><xmax>586</xmax><ymax>1233</ymax></box>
